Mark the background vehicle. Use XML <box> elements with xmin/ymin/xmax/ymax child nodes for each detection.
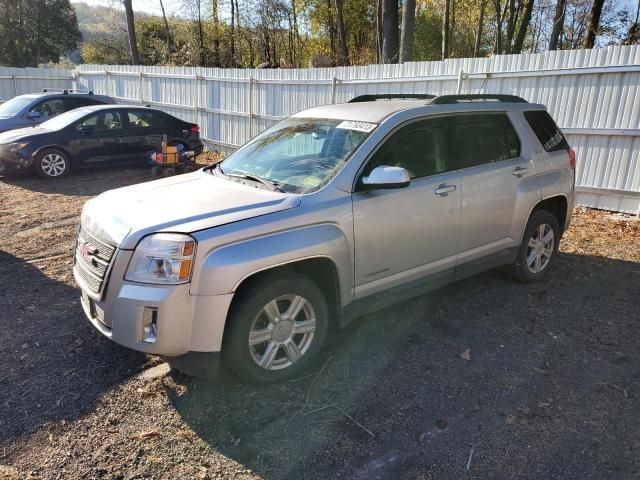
<box><xmin>0</xmin><ymin>89</ymin><xmax>115</xmax><ymax>133</ymax></box>
<box><xmin>0</xmin><ymin>105</ymin><xmax>203</xmax><ymax>178</ymax></box>
<box><xmin>74</xmin><ymin>94</ymin><xmax>575</xmax><ymax>384</ymax></box>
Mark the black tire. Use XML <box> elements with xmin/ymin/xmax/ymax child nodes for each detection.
<box><xmin>151</xmin><ymin>166</ymin><xmax>163</xmax><ymax>177</ymax></box>
<box><xmin>183</xmin><ymin>164</ymin><xmax>196</xmax><ymax>173</ymax></box>
<box><xmin>222</xmin><ymin>272</ymin><xmax>329</xmax><ymax>384</ymax></box>
<box><xmin>511</xmin><ymin>210</ymin><xmax>561</xmax><ymax>283</ymax></box>
<box><xmin>163</xmin><ymin>167</ymin><xmax>176</xmax><ymax>177</ymax></box>
<box><xmin>34</xmin><ymin>148</ymin><xmax>70</xmax><ymax>179</ymax></box>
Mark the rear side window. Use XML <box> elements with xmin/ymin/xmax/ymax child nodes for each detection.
<box><xmin>365</xmin><ymin>116</ymin><xmax>452</xmax><ymax>179</ymax></box>
<box><xmin>449</xmin><ymin>113</ymin><xmax>521</xmax><ymax>169</ymax></box>
<box><xmin>523</xmin><ymin>110</ymin><xmax>569</xmax><ymax>152</ymax></box>
<box><xmin>127</xmin><ymin>110</ymin><xmax>155</xmax><ymax>129</ymax></box>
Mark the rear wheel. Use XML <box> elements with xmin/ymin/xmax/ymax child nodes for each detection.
<box><xmin>511</xmin><ymin>210</ymin><xmax>560</xmax><ymax>283</ymax></box>
<box><xmin>35</xmin><ymin>149</ymin><xmax>70</xmax><ymax>179</ymax></box>
<box><xmin>151</xmin><ymin>166</ymin><xmax>163</xmax><ymax>177</ymax></box>
<box><xmin>222</xmin><ymin>273</ymin><xmax>329</xmax><ymax>384</ymax></box>
<box><xmin>163</xmin><ymin>167</ymin><xmax>176</xmax><ymax>177</ymax></box>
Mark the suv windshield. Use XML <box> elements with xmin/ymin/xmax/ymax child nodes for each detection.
<box><xmin>0</xmin><ymin>96</ymin><xmax>34</xmax><ymax>118</ymax></box>
<box><xmin>218</xmin><ymin>117</ymin><xmax>376</xmax><ymax>194</ymax></box>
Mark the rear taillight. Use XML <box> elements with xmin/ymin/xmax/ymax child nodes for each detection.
<box><xmin>567</xmin><ymin>148</ymin><xmax>576</xmax><ymax>170</ymax></box>
<box><xmin>190</xmin><ymin>125</ymin><xmax>200</xmax><ymax>133</ymax></box>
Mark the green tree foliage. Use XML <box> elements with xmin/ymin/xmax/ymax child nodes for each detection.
<box><xmin>0</xmin><ymin>0</ymin><xmax>81</xmax><ymax>67</ymax></box>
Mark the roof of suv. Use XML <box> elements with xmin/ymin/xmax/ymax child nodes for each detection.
<box><xmin>293</xmin><ymin>94</ymin><xmax>543</xmax><ymax>123</ymax></box>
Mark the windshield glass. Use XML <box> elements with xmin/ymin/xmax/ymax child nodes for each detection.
<box><xmin>218</xmin><ymin>117</ymin><xmax>376</xmax><ymax>194</ymax></box>
<box><xmin>39</xmin><ymin>108</ymin><xmax>93</xmax><ymax>130</ymax></box>
<box><xmin>0</xmin><ymin>96</ymin><xmax>34</xmax><ymax>118</ymax></box>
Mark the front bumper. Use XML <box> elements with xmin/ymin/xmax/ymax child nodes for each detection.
<box><xmin>0</xmin><ymin>145</ymin><xmax>34</xmax><ymax>174</ymax></box>
<box><xmin>75</xmin><ymin>248</ymin><xmax>234</xmax><ymax>364</ymax></box>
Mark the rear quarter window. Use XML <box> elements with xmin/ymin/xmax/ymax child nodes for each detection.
<box><xmin>523</xmin><ymin>110</ymin><xmax>569</xmax><ymax>152</ymax></box>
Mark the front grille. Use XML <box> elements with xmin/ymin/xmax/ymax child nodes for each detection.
<box><xmin>74</xmin><ymin>226</ymin><xmax>116</xmax><ymax>297</ymax></box>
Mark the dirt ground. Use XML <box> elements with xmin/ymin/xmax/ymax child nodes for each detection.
<box><xmin>1</xmin><ymin>167</ymin><xmax>639</xmax><ymax>480</ymax></box>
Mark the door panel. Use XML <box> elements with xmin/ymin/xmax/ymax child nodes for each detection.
<box><xmin>450</xmin><ymin>112</ymin><xmax>536</xmax><ymax>263</ymax></box>
<box><xmin>351</xmin><ymin>115</ymin><xmax>462</xmax><ymax>299</ymax></box>
<box><xmin>353</xmin><ymin>173</ymin><xmax>461</xmax><ymax>298</ymax></box>
<box><xmin>122</xmin><ymin>109</ymin><xmax>163</xmax><ymax>163</ymax></box>
<box><xmin>72</xmin><ymin>111</ymin><xmax>129</xmax><ymax>165</ymax></box>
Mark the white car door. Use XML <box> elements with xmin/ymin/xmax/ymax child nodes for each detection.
<box><xmin>352</xmin><ymin>116</ymin><xmax>462</xmax><ymax>300</ymax></box>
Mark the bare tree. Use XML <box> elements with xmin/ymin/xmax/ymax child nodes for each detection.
<box><xmin>212</xmin><ymin>0</ymin><xmax>220</xmax><ymax>66</ymax></box>
<box><xmin>474</xmin><ymin>0</ymin><xmax>486</xmax><ymax>57</ymax></box>
<box><xmin>493</xmin><ymin>0</ymin><xmax>502</xmax><ymax>53</ymax></box>
<box><xmin>583</xmin><ymin>0</ymin><xmax>604</xmax><ymax>48</ymax></box>
<box><xmin>549</xmin><ymin>0</ymin><xmax>567</xmax><ymax>50</ymax></box>
<box><xmin>159</xmin><ymin>0</ymin><xmax>174</xmax><ymax>56</ymax></box>
<box><xmin>376</xmin><ymin>0</ymin><xmax>383</xmax><ymax>62</ymax></box>
<box><xmin>123</xmin><ymin>0</ymin><xmax>140</xmax><ymax>64</ymax></box>
<box><xmin>512</xmin><ymin>0</ymin><xmax>534</xmax><ymax>53</ymax></box>
<box><xmin>442</xmin><ymin>0</ymin><xmax>451</xmax><ymax>59</ymax></box>
<box><xmin>381</xmin><ymin>0</ymin><xmax>399</xmax><ymax>63</ymax></box>
<box><xmin>335</xmin><ymin>0</ymin><xmax>350</xmax><ymax>65</ymax></box>
<box><xmin>400</xmin><ymin>0</ymin><xmax>415</xmax><ymax>62</ymax></box>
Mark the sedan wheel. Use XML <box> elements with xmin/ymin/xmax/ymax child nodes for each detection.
<box><xmin>35</xmin><ymin>149</ymin><xmax>70</xmax><ymax>178</ymax></box>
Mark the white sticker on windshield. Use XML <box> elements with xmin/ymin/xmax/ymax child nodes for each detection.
<box><xmin>336</xmin><ymin>121</ymin><xmax>378</xmax><ymax>133</ymax></box>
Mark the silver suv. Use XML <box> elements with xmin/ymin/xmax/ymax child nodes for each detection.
<box><xmin>74</xmin><ymin>94</ymin><xmax>575</xmax><ymax>383</ymax></box>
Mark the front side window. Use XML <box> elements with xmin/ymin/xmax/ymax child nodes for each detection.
<box><xmin>74</xmin><ymin>111</ymin><xmax>123</xmax><ymax>133</ymax></box>
<box><xmin>218</xmin><ymin>117</ymin><xmax>374</xmax><ymax>194</ymax></box>
<box><xmin>30</xmin><ymin>98</ymin><xmax>65</xmax><ymax>118</ymax></box>
<box><xmin>364</xmin><ymin>117</ymin><xmax>452</xmax><ymax>180</ymax></box>
<box><xmin>449</xmin><ymin>113</ymin><xmax>521</xmax><ymax>169</ymax></box>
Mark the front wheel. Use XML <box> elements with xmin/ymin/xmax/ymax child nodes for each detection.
<box><xmin>35</xmin><ymin>149</ymin><xmax>70</xmax><ymax>179</ymax></box>
<box><xmin>511</xmin><ymin>210</ymin><xmax>560</xmax><ymax>283</ymax></box>
<box><xmin>222</xmin><ymin>273</ymin><xmax>329</xmax><ymax>384</ymax></box>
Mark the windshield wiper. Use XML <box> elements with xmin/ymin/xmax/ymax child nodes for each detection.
<box><xmin>226</xmin><ymin>170</ymin><xmax>284</xmax><ymax>193</ymax></box>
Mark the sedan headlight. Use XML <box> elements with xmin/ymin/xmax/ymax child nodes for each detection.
<box><xmin>8</xmin><ymin>142</ymin><xmax>29</xmax><ymax>153</ymax></box>
<box><xmin>125</xmin><ymin>233</ymin><xmax>196</xmax><ymax>284</ymax></box>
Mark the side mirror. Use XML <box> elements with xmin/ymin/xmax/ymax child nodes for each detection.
<box><xmin>360</xmin><ymin>166</ymin><xmax>410</xmax><ymax>190</ymax></box>
<box><xmin>27</xmin><ymin>111</ymin><xmax>41</xmax><ymax>119</ymax></box>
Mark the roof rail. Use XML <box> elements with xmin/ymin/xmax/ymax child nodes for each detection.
<box><xmin>42</xmin><ymin>88</ymin><xmax>94</xmax><ymax>95</ymax></box>
<box><xmin>430</xmin><ymin>94</ymin><xmax>527</xmax><ymax>104</ymax></box>
<box><xmin>349</xmin><ymin>94</ymin><xmax>436</xmax><ymax>103</ymax></box>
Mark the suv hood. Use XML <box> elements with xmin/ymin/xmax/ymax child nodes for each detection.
<box><xmin>81</xmin><ymin>170</ymin><xmax>301</xmax><ymax>249</ymax></box>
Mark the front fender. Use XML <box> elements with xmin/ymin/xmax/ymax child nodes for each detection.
<box><xmin>190</xmin><ymin>224</ymin><xmax>353</xmax><ymax>304</ymax></box>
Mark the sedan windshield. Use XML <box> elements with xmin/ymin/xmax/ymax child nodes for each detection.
<box><xmin>0</xmin><ymin>96</ymin><xmax>34</xmax><ymax>118</ymax></box>
<box><xmin>218</xmin><ymin>117</ymin><xmax>376</xmax><ymax>194</ymax></box>
<box><xmin>39</xmin><ymin>108</ymin><xmax>94</xmax><ymax>131</ymax></box>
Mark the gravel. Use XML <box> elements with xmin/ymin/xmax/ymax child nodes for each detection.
<box><xmin>1</xmin><ymin>168</ymin><xmax>639</xmax><ymax>479</ymax></box>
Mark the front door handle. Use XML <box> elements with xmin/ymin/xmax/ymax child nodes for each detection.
<box><xmin>513</xmin><ymin>166</ymin><xmax>529</xmax><ymax>177</ymax></box>
<box><xmin>434</xmin><ymin>184</ymin><xmax>456</xmax><ymax>196</ymax></box>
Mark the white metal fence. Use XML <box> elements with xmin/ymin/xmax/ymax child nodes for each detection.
<box><xmin>2</xmin><ymin>45</ymin><xmax>640</xmax><ymax>214</ymax></box>
<box><xmin>0</xmin><ymin>67</ymin><xmax>73</xmax><ymax>102</ymax></box>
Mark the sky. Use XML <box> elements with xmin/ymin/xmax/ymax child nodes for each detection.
<box><xmin>71</xmin><ymin>0</ymin><xmax>178</xmax><ymax>17</ymax></box>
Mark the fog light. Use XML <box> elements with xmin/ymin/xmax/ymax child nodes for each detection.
<box><xmin>142</xmin><ymin>307</ymin><xmax>158</xmax><ymax>343</ymax></box>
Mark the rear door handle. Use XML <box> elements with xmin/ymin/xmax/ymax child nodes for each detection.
<box><xmin>512</xmin><ymin>166</ymin><xmax>529</xmax><ymax>177</ymax></box>
<box><xmin>434</xmin><ymin>184</ymin><xmax>456</xmax><ymax>196</ymax></box>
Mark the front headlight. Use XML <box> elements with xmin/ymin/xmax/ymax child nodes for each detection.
<box><xmin>8</xmin><ymin>142</ymin><xmax>29</xmax><ymax>153</ymax></box>
<box><xmin>125</xmin><ymin>233</ymin><xmax>196</xmax><ymax>285</ymax></box>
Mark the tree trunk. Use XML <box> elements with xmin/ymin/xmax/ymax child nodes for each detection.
<box><xmin>376</xmin><ymin>0</ymin><xmax>383</xmax><ymax>62</ymax></box>
<box><xmin>474</xmin><ymin>0</ymin><xmax>486</xmax><ymax>57</ymax></box>
<box><xmin>512</xmin><ymin>0</ymin><xmax>534</xmax><ymax>53</ymax></box>
<box><xmin>504</xmin><ymin>0</ymin><xmax>516</xmax><ymax>53</ymax></box>
<box><xmin>493</xmin><ymin>0</ymin><xmax>502</xmax><ymax>54</ymax></box>
<box><xmin>123</xmin><ymin>0</ymin><xmax>140</xmax><ymax>65</ymax></box>
<box><xmin>548</xmin><ymin>0</ymin><xmax>566</xmax><ymax>50</ymax></box>
<box><xmin>159</xmin><ymin>0</ymin><xmax>173</xmax><ymax>56</ymax></box>
<box><xmin>381</xmin><ymin>0</ymin><xmax>399</xmax><ymax>63</ymax></box>
<box><xmin>583</xmin><ymin>0</ymin><xmax>604</xmax><ymax>49</ymax></box>
<box><xmin>212</xmin><ymin>0</ymin><xmax>220</xmax><ymax>66</ymax></box>
<box><xmin>399</xmin><ymin>0</ymin><xmax>415</xmax><ymax>62</ymax></box>
<box><xmin>335</xmin><ymin>0</ymin><xmax>350</xmax><ymax>65</ymax></box>
<box><xmin>442</xmin><ymin>0</ymin><xmax>450</xmax><ymax>59</ymax></box>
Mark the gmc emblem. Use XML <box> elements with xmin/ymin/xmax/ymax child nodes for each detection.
<box><xmin>79</xmin><ymin>242</ymin><xmax>98</xmax><ymax>261</ymax></box>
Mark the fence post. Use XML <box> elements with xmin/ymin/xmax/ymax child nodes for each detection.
<box><xmin>456</xmin><ymin>70</ymin><xmax>465</xmax><ymax>94</ymax></box>
<box><xmin>105</xmin><ymin>70</ymin><xmax>111</xmax><ymax>97</ymax></box>
<box><xmin>248</xmin><ymin>76</ymin><xmax>254</xmax><ymax>139</ymax></box>
<box><xmin>11</xmin><ymin>75</ymin><xmax>17</xmax><ymax>97</ymax></box>
<box><xmin>194</xmin><ymin>72</ymin><xmax>203</xmax><ymax>139</ymax></box>
<box><xmin>139</xmin><ymin>72</ymin><xmax>144</xmax><ymax>104</ymax></box>
<box><xmin>331</xmin><ymin>77</ymin><xmax>337</xmax><ymax>104</ymax></box>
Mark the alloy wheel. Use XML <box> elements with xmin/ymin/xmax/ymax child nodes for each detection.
<box><xmin>526</xmin><ymin>223</ymin><xmax>555</xmax><ymax>274</ymax></box>
<box><xmin>248</xmin><ymin>294</ymin><xmax>316</xmax><ymax>371</ymax></box>
<box><xmin>40</xmin><ymin>153</ymin><xmax>67</xmax><ymax>177</ymax></box>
